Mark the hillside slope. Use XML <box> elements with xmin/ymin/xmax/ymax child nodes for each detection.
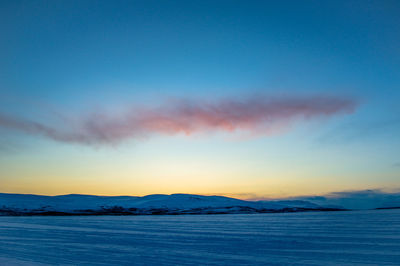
<box><xmin>0</xmin><ymin>193</ymin><xmax>339</xmax><ymax>215</ymax></box>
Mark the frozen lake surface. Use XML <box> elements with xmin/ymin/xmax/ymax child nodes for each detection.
<box><xmin>0</xmin><ymin>209</ymin><xmax>399</xmax><ymax>265</ymax></box>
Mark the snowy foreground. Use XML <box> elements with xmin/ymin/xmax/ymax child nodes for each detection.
<box><xmin>0</xmin><ymin>209</ymin><xmax>399</xmax><ymax>265</ymax></box>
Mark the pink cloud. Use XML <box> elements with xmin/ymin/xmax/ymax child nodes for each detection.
<box><xmin>0</xmin><ymin>95</ymin><xmax>358</xmax><ymax>146</ymax></box>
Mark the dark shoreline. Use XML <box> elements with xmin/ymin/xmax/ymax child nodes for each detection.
<box><xmin>0</xmin><ymin>207</ymin><xmax>346</xmax><ymax>216</ymax></box>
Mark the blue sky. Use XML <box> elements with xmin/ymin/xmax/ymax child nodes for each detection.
<box><xmin>0</xmin><ymin>0</ymin><xmax>399</xmax><ymax>197</ymax></box>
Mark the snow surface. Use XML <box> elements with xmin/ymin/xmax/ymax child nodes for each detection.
<box><xmin>0</xmin><ymin>209</ymin><xmax>399</xmax><ymax>265</ymax></box>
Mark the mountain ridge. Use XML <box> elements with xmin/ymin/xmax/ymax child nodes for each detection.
<box><xmin>1</xmin><ymin>191</ymin><xmax>400</xmax><ymax>216</ymax></box>
<box><xmin>0</xmin><ymin>193</ymin><xmax>341</xmax><ymax>216</ymax></box>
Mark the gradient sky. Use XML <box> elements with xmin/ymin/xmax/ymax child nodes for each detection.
<box><xmin>1</xmin><ymin>0</ymin><xmax>399</xmax><ymax>198</ymax></box>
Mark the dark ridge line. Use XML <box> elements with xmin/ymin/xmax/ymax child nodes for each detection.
<box><xmin>0</xmin><ymin>207</ymin><xmax>347</xmax><ymax>216</ymax></box>
<box><xmin>375</xmin><ymin>207</ymin><xmax>400</xmax><ymax>210</ymax></box>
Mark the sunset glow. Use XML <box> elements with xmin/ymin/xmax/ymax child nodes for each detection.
<box><xmin>1</xmin><ymin>0</ymin><xmax>399</xmax><ymax>198</ymax></box>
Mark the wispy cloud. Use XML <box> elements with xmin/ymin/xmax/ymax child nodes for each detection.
<box><xmin>284</xmin><ymin>189</ymin><xmax>400</xmax><ymax>210</ymax></box>
<box><xmin>318</xmin><ymin>117</ymin><xmax>400</xmax><ymax>145</ymax></box>
<box><xmin>393</xmin><ymin>162</ymin><xmax>400</xmax><ymax>167</ymax></box>
<box><xmin>0</xmin><ymin>95</ymin><xmax>358</xmax><ymax>146</ymax></box>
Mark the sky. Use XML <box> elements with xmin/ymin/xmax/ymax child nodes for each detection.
<box><xmin>0</xmin><ymin>0</ymin><xmax>399</xmax><ymax>198</ymax></box>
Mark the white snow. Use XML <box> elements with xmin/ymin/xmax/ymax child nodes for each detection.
<box><xmin>0</xmin><ymin>209</ymin><xmax>399</xmax><ymax>265</ymax></box>
<box><xmin>0</xmin><ymin>193</ymin><xmax>327</xmax><ymax>215</ymax></box>
<box><xmin>2</xmin><ymin>191</ymin><xmax>400</xmax><ymax>215</ymax></box>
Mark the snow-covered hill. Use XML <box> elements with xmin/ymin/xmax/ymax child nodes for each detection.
<box><xmin>0</xmin><ymin>193</ymin><xmax>340</xmax><ymax>215</ymax></box>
